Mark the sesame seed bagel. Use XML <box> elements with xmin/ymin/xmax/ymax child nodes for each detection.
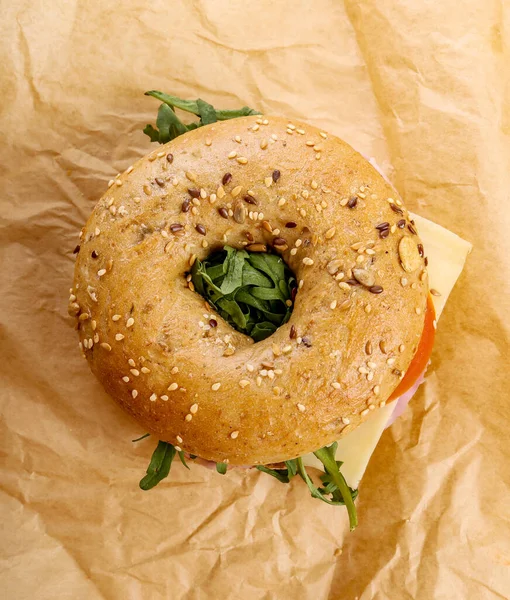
<box><xmin>71</xmin><ymin>116</ymin><xmax>428</xmax><ymax>466</ymax></box>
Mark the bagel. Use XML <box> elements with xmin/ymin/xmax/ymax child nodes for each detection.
<box><xmin>71</xmin><ymin>115</ymin><xmax>428</xmax><ymax>466</ymax></box>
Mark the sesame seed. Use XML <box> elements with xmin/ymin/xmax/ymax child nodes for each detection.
<box><xmin>302</xmin><ymin>257</ymin><xmax>314</xmax><ymax>266</ymax></box>
<box><xmin>235</xmin><ymin>135</ymin><xmax>242</xmax><ymax>143</ymax></box>
<box><xmin>282</xmin><ymin>345</ymin><xmax>292</xmax><ymax>354</ymax></box>
<box><xmin>297</xmin><ymin>403</ymin><xmax>306</xmax><ymax>412</ymax></box>
<box><xmin>332</xmin><ymin>382</ymin><xmax>341</xmax><ymax>389</ymax></box>
<box><xmin>325</xmin><ymin>227</ymin><xmax>336</xmax><ymax>239</ymax></box>
<box><xmin>100</xmin><ymin>343</ymin><xmax>112</xmax><ymax>351</ymax></box>
<box><xmin>369</xmin><ymin>404</ymin><xmax>375</xmax><ymax>410</ymax></box>
<box><xmin>130</xmin><ymin>369</ymin><xmax>140</xmax><ymax>377</ymax></box>
<box><xmin>237</xmin><ymin>156</ymin><xmax>248</xmax><ymax>164</ymax></box>
<box><xmin>190</xmin><ymin>403</ymin><xmax>198</xmax><ymax>414</ymax></box>
<box><xmin>264</xmin><ymin>176</ymin><xmax>273</xmax><ymax>188</ymax></box>
<box><xmin>231</xmin><ymin>185</ymin><xmax>242</xmax><ymax>197</ymax></box>
<box><xmin>320</xmin><ymin>132</ymin><xmax>327</xmax><ymax>139</ymax></box>
<box><xmin>78</xmin><ymin>313</ymin><xmax>89</xmax><ymax>322</ymax></box>
<box><xmin>149</xmin><ymin>393</ymin><xmax>157</xmax><ymax>402</ymax></box>
<box><xmin>230</xmin><ymin>430</ymin><xmax>239</xmax><ymax>439</ymax></box>
<box><xmin>168</xmin><ymin>383</ymin><xmax>179</xmax><ymax>391</ymax></box>
<box><xmin>228</xmin><ymin>150</ymin><xmax>237</xmax><ymax>159</ymax></box>
<box><xmin>290</xmin><ymin>248</ymin><xmax>297</xmax><ymax>256</ymax></box>
<box><xmin>122</xmin><ymin>376</ymin><xmax>130</xmax><ymax>383</ymax></box>
<box><xmin>115</xmin><ymin>333</ymin><xmax>124</xmax><ymax>341</ymax></box>
<box><xmin>399</xmin><ymin>344</ymin><xmax>405</xmax><ymax>353</ymax></box>
<box><xmin>141</xmin><ymin>367</ymin><xmax>150</xmax><ymax>374</ymax></box>
<box><xmin>97</xmin><ymin>269</ymin><xmax>106</xmax><ymax>277</ymax></box>
<box><xmin>367</xmin><ymin>361</ymin><xmax>377</xmax><ymax>369</ymax></box>
<box><xmin>211</xmin><ymin>382</ymin><xmax>221</xmax><ymax>391</ymax></box>
<box><xmin>364</xmin><ymin>305</ymin><xmax>372</xmax><ymax>314</ymax></box>
<box><xmin>239</xmin><ymin>379</ymin><xmax>250</xmax><ymax>388</ymax></box>
<box><xmin>252</xmin><ymin>124</ymin><xmax>259</xmax><ymax>131</ymax></box>
<box><xmin>176</xmin><ymin>435</ymin><xmax>183</xmax><ymax>444</ymax></box>
<box><xmin>415</xmin><ymin>307</ymin><xmax>422</xmax><ymax>315</ymax></box>
<box><xmin>373</xmin><ymin>385</ymin><xmax>380</xmax><ymax>395</ymax></box>
<box><xmin>260</xmin><ymin>139</ymin><xmax>268</xmax><ymax>149</ymax></box>
<box><xmin>401</xmin><ymin>277</ymin><xmax>408</xmax><ymax>287</ymax></box>
<box><xmin>131</xmin><ymin>390</ymin><xmax>138</xmax><ymax>398</ymax></box>
<box><xmin>126</xmin><ymin>317</ymin><xmax>134</xmax><ymax>328</ymax></box>
<box><xmin>342</xmin><ymin>417</ymin><xmax>350</xmax><ymax>425</ymax></box>
<box><xmin>185</xmin><ymin>171</ymin><xmax>197</xmax><ymax>182</ymax></box>
<box><xmin>430</xmin><ymin>288</ymin><xmax>441</xmax><ymax>297</ymax></box>
<box><xmin>171</xmin><ymin>366</ymin><xmax>179</xmax><ymax>374</ymax></box>
<box><xmin>128</xmin><ymin>358</ymin><xmax>136</xmax><ymax>367</ymax></box>
<box><xmin>256</xmin><ymin>376</ymin><xmax>262</xmax><ymax>386</ymax></box>
<box><xmin>330</xmin><ymin>300</ymin><xmax>337</xmax><ymax>310</ymax></box>
<box><xmin>361</xmin><ymin>408</ymin><xmax>370</xmax><ymax>417</ymax></box>
<box><xmin>160</xmin><ymin>395</ymin><xmax>169</xmax><ymax>401</ymax></box>
<box><xmin>246</xmin><ymin>363</ymin><xmax>254</xmax><ymax>372</ymax></box>
<box><xmin>185</xmin><ymin>414</ymin><xmax>192</xmax><ymax>422</ymax></box>
<box><xmin>379</xmin><ymin>400</ymin><xmax>387</xmax><ymax>407</ymax></box>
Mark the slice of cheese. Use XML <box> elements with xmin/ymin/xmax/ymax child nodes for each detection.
<box><xmin>302</xmin><ymin>214</ymin><xmax>472</xmax><ymax>487</ymax></box>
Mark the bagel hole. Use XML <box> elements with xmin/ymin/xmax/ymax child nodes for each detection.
<box><xmin>188</xmin><ymin>246</ymin><xmax>297</xmax><ymax>342</ymax></box>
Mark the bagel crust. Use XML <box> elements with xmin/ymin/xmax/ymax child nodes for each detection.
<box><xmin>71</xmin><ymin>116</ymin><xmax>428</xmax><ymax>465</ymax></box>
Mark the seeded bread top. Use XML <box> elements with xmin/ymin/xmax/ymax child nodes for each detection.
<box><xmin>70</xmin><ymin>116</ymin><xmax>428</xmax><ymax>465</ymax></box>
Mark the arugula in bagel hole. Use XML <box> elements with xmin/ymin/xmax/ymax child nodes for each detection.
<box><xmin>70</xmin><ymin>91</ymin><xmax>437</xmax><ymax>530</ymax></box>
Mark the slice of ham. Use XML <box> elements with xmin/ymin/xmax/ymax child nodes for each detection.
<box><xmin>385</xmin><ymin>368</ymin><xmax>427</xmax><ymax>428</ymax></box>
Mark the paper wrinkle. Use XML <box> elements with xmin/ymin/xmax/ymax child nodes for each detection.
<box><xmin>2</xmin><ymin>1</ymin><xmax>509</xmax><ymax>599</ymax></box>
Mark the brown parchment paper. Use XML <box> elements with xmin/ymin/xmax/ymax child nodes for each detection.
<box><xmin>1</xmin><ymin>1</ymin><xmax>509</xmax><ymax>598</ymax></box>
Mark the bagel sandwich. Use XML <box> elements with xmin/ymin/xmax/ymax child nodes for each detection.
<box><xmin>69</xmin><ymin>92</ymin><xmax>471</xmax><ymax>529</ymax></box>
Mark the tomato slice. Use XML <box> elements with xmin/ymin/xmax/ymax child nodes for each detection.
<box><xmin>388</xmin><ymin>294</ymin><xmax>436</xmax><ymax>401</ymax></box>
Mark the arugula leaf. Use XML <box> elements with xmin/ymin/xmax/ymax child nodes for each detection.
<box><xmin>216</xmin><ymin>463</ymin><xmax>228</xmax><ymax>475</ymax></box>
<box><xmin>313</xmin><ymin>446</ymin><xmax>358</xmax><ymax>530</ymax></box>
<box><xmin>178</xmin><ymin>450</ymin><xmax>190</xmax><ymax>470</ymax></box>
<box><xmin>190</xmin><ymin>247</ymin><xmax>296</xmax><ymax>342</ymax></box>
<box><xmin>139</xmin><ymin>441</ymin><xmax>176</xmax><ymax>490</ymax></box>
<box><xmin>255</xmin><ymin>460</ymin><xmax>298</xmax><ymax>484</ymax></box>
<box><xmin>220</xmin><ymin>248</ymin><xmax>248</xmax><ymax>294</ymax></box>
<box><xmin>196</xmin><ymin>98</ymin><xmax>217</xmax><ymax>125</ymax></box>
<box><xmin>144</xmin><ymin>90</ymin><xmax>260</xmax><ymax>144</ymax></box>
<box><xmin>156</xmin><ymin>103</ymin><xmax>188</xmax><ymax>144</ymax></box>
<box><xmin>142</xmin><ymin>125</ymin><xmax>160</xmax><ymax>143</ymax></box>
<box><xmin>256</xmin><ymin>465</ymin><xmax>291</xmax><ymax>483</ymax></box>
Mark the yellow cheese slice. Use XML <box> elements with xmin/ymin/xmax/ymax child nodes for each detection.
<box><xmin>302</xmin><ymin>214</ymin><xmax>472</xmax><ymax>487</ymax></box>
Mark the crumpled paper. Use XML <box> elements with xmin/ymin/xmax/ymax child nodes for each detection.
<box><xmin>1</xmin><ymin>1</ymin><xmax>509</xmax><ymax>599</ymax></box>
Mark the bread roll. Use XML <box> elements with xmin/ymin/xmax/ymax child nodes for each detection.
<box><xmin>71</xmin><ymin>116</ymin><xmax>428</xmax><ymax>465</ymax></box>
